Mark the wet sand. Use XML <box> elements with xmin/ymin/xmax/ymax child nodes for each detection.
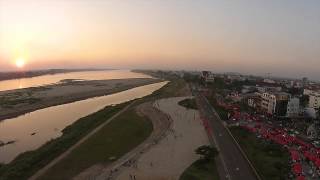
<box><xmin>72</xmin><ymin>83</ymin><xmax>194</xmax><ymax>180</ymax></box>
<box><xmin>73</xmin><ymin>101</ymin><xmax>172</xmax><ymax>180</ymax></box>
<box><xmin>107</xmin><ymin>97</ymin><xmax>209</xmax><ymax>180</ymax></box>
<box><xmin>0</xmin><ymin>78</ymin><xmax>161</xmax><ymax>121</ymax></box>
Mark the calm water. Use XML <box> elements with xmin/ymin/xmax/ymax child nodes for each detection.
<box><xmin>0</xmin><ymin>70</ymin><xmax>151</xmax><ymax>92</ymax></box>
<box><xmin>0</xmin><ymin>81</ymin><xmax>167</xmax><ymax>163</ymax></box>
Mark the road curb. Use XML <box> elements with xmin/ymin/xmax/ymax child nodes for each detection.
<box><xmin>202</xmin><ymin>95</ymin><xmax>262</xmax><ymax>180</ymax></box>
<box><xmin>224</xmin><ymin>125</ymin><xmax>263</xmax><ymax>180</ymax></box>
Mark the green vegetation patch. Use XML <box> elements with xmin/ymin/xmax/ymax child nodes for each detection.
<box><xmin>37</xmin><ymin>72</ymin><xmax>185</xmax><ymax>179</ymax></box>
<box><xmin>39</xmin><ymin>107</ymin><xmax>153</xmax><ymax>180</ymax></box>
<box><xmin>133</xmin><ymin>70</ymin><xmax>188</xmax><ymax>100</ymax></box>
<box><xmin>207</xmin><ymin>96</ymin><xmax>229</xmax><ymax>120</ymax></box>
<box><xmin>0</xmin><ymin>97</ymin><xmax>40</xmax><ymax>108</ymax></box>
<box><xmin>229</xmin><ymin>127</ymin><xmax>290</xmax><ymax>180</ymax></box>
<box><xmin>180</xmin><ymin>145</ymin><xmax>220</xmax><ymax>180</ymax></box>
<box><xmin>178</xmin><ymin>98</ymin><xmax>198</xmax><ymax>110</ymax></box>
<box><xmin>180</xmin><ymin>159</ymin><xmax>219</xmax><ymax>180</ymax></box>
<box><xmin>0</xmin><ymin>103</ymin><xmax>128</xmax><ymax>180</ymax></box>
<box><xmin>0</xmin><ymin>71</ymin><xmax>187</xmax><ymax>180</ymax></box>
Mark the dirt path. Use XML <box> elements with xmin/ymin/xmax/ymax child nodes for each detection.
<box><xmin>28</xmin><ymin>101</ymin><xmax>136</xmax><ymax>180</ymax></box>
<box><xmin>72</xmin><ymin>101</ymin><xmax>172</xmax><ymax>180</ymax></box>
<box><xmin>113</xmin><ymin>97</ymin><xmax>210</xmax><ymax>180</ymax></box>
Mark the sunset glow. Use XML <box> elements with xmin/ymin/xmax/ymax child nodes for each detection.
<box><xmin>0</xmin><ymin>0</ymin><xmax>320</xmax><ymax>79</ymax></box>
<box><xmin>1</xmin><ymin>1</ymin><xmax>320</xmax><ymax>178</ymax></box>
<box><xmin>15</xmin><ymin>58</ymin><xmax>26</xmax><ymax>68</ymax></box>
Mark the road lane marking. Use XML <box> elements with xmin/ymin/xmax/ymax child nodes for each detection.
<box><xmin>201</xmin><ymin>95</ymin><xmax>262</xmax><ymax>180</ymax></box>
<box><xmin>196</xmin><ymin>95</ymin><xmax>232</xmax><ymax>180</ymax></box>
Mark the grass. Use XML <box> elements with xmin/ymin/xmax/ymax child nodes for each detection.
<box><xmin>207</xmin><ymin>96</ymin><xmax>229</xmax><ymax>120</ymax></box>
<box><xmin>39</xmin><ymin>107</ymin><xmax>153</xmax><ymax>180</ymax></box>
<box><xmin>133</xmin><ymin>70</ymin><xmax>187</xmax><ymax>100</ymax></box>
<box><xmin>0</xmin><ymin>97</ymin><xmax>40</xmax><ymax>108</ymax></box>
<box><xmin>0</xmin><ymin>102</ymin><xmax>128</xmax><ymax>180</ymax></box>
<box><xmin>178</xmin><ymin>98</ymin><xmax>198</xmax><ymax>110</ymax></box>
<box><xmin>0</xmin><ymin>71</ymin><xmax>188</xmax><ymax>180</ymax></box>
<box><xmin>180</xmin><ymin>159</ymin><xmax>219</xmax><ymax>180</ymax></box>
<box><xmin>0</xmin><ymin>89</ymin><xmax>43</xmax><ymax>108</ymax></box>
<box><xmin>37</xmin><ymin>73</ymin><xmax>188</xmax><ymax>179</ymax></box>
<box><xmin>146</xmin><ymin>77</ymin><xmax>187</xmax><ymax>99</ymax></box>
<box><xmin>214</xmin><ymin>106</ymin><xmax>228</xmax><ymax>121</ymax></box>
<box><xmin>229</xmin><ymin>127</ymin><xmax>290</xmax><ymax>180</ymax></box>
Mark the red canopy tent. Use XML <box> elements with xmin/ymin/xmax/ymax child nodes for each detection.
<box><xmin>315</xmin><ymin>158</ymin><xmax>320</xmax><ymax>168</ymax></box>
<box><xmin>290</xmin><ymin>150</ymin><xmax>300</xmax><ymax>162</ymax></box>
<box><xmin>304</xmin><ymin>151</ymin><xmax>316</xmax><ymax>162</ymax></box>
<box><xmin>296</xmin><ymin>176</ymin><xmax>305</xmax><ymax>180</ymax></box>
<box><xmin>292</xmin><ymin>163</ymin><xmax>302</xmax><ymax>175</ymax></box>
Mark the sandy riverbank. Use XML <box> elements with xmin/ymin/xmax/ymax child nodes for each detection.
<box><xmin>72</xmin><ymin>101</ymin><xmax>172</xmax><ymax>180</ymax></box>
<box><xmin>0</xmin><ymin>78</ymin><xmax>161</xmax><ymax>121</ymax></box>
<box><xmin>80</xmin><ymin>97</ymin><xmax>209</xmax><ymax>180</ymax></box>
<box><xmin>113</xmin><ymin>97</ymin><xmax>210</xmax><ymax>180</ymax></box>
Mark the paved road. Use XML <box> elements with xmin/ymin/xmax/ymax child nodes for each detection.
<box><xmin>195</xmin><ymin>92</ymin><xmax>258</xmax><ymax>180</ymax></box>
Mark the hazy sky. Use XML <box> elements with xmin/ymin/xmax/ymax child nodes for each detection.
<box><xmin>1</xmin><ymin>0</ymin><xmax>320</xmax><ymax>79</ymax></box>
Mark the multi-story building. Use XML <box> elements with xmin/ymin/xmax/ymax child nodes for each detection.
<box><xmin>256</xmin><ymin>86</ymin><xmax>282</xmax><ymax>93</ymax></box>
<box><xmin>303</xmin><ymin>89</ymin><xmax>320</xmax><ymax>109</ymax></box>
<box><xmin>261</xmin><ymin>93</ymin><xmax>276</xmax><ymax>114</ymax></box>
<box><xmin>248</xmin><ymin>96</ymin><xmax>261</xmax><ymax>109</ymax></box>
<box><xmin>263</xmin><ymin>79</ymin><xmax>276</xmax><ymax>84</ymax></box>
<box><xmin>201</xmin><ymin>71</ymin><xmax>215</xmax><ymax>83</ymax></box>
<box><xmin>286</xmin><ymin>97</ymin><xmax>300</xmax><ymax>117</ymax></box>
<box><xmin>302</xmin><ymin>77</ymin><xmax>308</xmax><ymax>86</ymax></box>
<box><xmin>261</xmin><ymin>92</ymin><xmax>289</xmax><ymax>116</ymax></box>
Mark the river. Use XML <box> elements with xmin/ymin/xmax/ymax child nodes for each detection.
<box><xmin>0</xmin><ymin>70</ymin><xmax>167</xmax><ymax>163</ymax></box>
<box><xmin>0</xmin><ymin>70</ymin><xmax>151</xmax><ymax>92</ymax></box>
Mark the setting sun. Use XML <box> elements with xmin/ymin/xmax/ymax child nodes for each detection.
<box><xmin>15</xmin><ymin>58</ymin><xmax>26</xmax><ymax>68</ymax></box>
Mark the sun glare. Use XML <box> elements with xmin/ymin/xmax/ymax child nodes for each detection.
<box><xmin>15</xmin><ymin>58</ymin><xmax>26</xmax><ymax>68</ymax></box>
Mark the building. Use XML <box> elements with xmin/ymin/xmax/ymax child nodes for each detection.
<box><xmin>302</xmin><ymin>77</ymin><xmax>308</xmax><ymax>86</ymax></box>
<box><xmin>294</xmin><ymin>82</ymin><xmax>303</xmax><ymax>88</ymax></box>
<box><xmin>304</xmin><ymin>108</ymin><xmax>317</xmax><ymax>119</ymax></box>
<box><xmin>227</xmin><ymin>75</ymin><xmax>246</xmax><ymax>81</ymax></box>
<box><xmin>228</xmin><ymin>91</ymin><xmax>242</xmax><ymax>102</ymax></box>
<box><xmin>256</xmin><ymin>86</ymin><xmax>282</xmax><ymax>93</ymax></box>
<box><xmin>263</xmin><ymin>79</ymin><xmax>276</xmax><ymax>84</ymax></box>
<box><xmin>242</xmin><ymin>85</ymin><xmax>256</xmax><ymax>94</ymax></box>
<box><xmin>286</xmin><ymin>97</ymin><xmax>300</xmax><ymax>117</ymax></box>
<box><xmin>303</xmin><ymin>89</ymin><xmax>320</xmax><ymax>109</ymax></box>
<box><xmin>201</xmin><ymin>71</ymin><xmax>215</xmax><ymax>83</ymax></box>
<box><xmin>261</xmin><ymin>92</ymin><xmax>289</xmax><ymax>116</ymax></box>
<box><xmin>261</xmin><ymin>93</ymin><xmax>276</xmax><ymax>114</ymax></box>
<box><xmin>248</xmin><ymin>95</ymin><xmax>261</xmax><ymax>109</ymax></box>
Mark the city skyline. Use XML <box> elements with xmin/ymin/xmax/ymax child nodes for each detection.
<box><xmin>1</xmin><ymin>0</ymin><xmax>320</xmax><ymax>79</ymax></box>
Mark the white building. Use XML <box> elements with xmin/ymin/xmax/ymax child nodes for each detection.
<box><xmin>263</xmin><ymin>79</ymin><xmax>276</xmax><ymax>84</ymax></box>
<box><xmin>248</xmin><ymin>96</ymin><xmax>260</xmax><ymax>109</ymax></box>
<box><xmin>286</xmin><ymin>97</ymin><xmax>300</xmax><ymax>117</ymax></box>
<box><xmin>303</xmin><ymin>89</ymin><xmax>320</xmax><ymax>109</ymax></box>
<box><xmin>201</xmin><ymin>71</ymin><xmax>215</xmax><ymax>83</ymax></box>
<box><xmin>261</xmin><ymin>93</ymin><xmax>277</xmax><ymax>114</ymax></box>
<box><xmin>261</xmin><ymin>92</ymin><xmax>289</xmax><ymax>115</ymax></box>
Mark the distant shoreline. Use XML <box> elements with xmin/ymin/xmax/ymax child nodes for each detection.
<box><xmin>0</xmin><ymin>78</ymin><xmax>162</xmax><ymax>121</ymax></box>
<box><xmin>0</xmin><ymin>68</ymin><xmax>113</xmax><ymax>82</ymax></box>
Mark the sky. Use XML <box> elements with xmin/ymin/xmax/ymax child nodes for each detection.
<box><xmin>0</xmin><ymin>0</ymin><xmax>320</xmax><ymax>79</ymax></box>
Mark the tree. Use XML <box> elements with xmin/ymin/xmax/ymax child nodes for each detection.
<box><xmin>195</xmin><ymin>145</ymin><xmax>219</xmax><ymax>161</ymax></box>
<box><xmin>300</xmin><ymin>95</ymin><xmax>309</xmax><ymax>107</ymax></box>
